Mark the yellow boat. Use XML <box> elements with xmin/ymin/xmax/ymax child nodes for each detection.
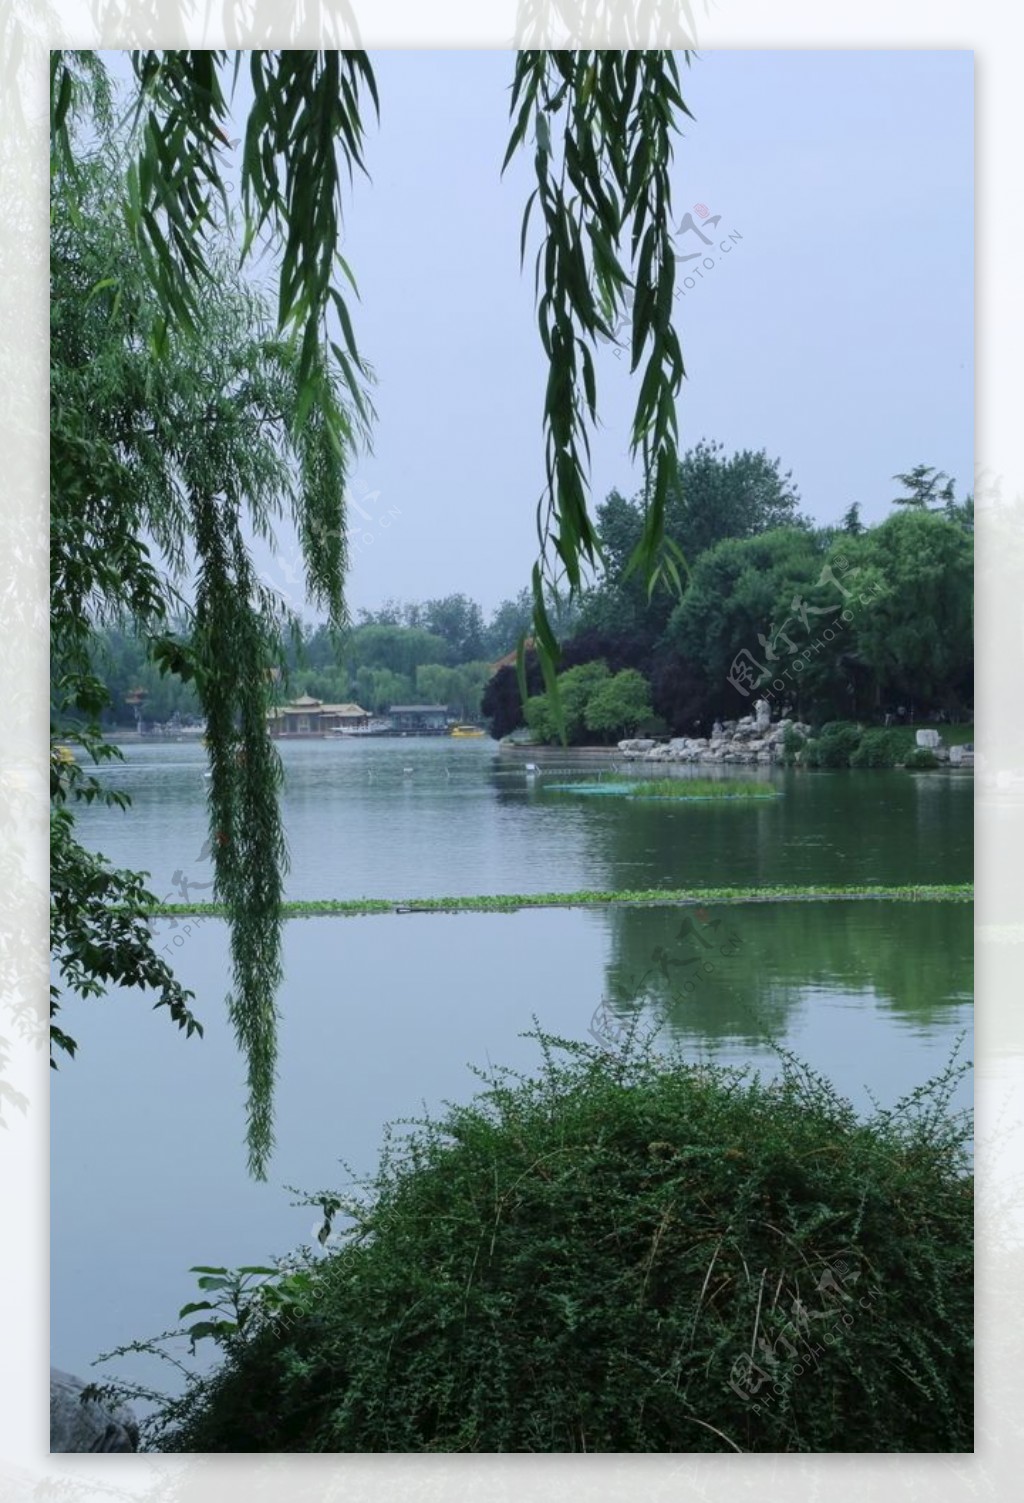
<box><xmin>449</xmin><ymin>724</ymin><xmax>486</xmax><ymax>739</ymax></box>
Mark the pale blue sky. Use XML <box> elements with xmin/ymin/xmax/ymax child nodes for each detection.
<box><xmin>312</xmin><ymin>49</ymin><xmax>972</xmax><ymax>615</ymax></box>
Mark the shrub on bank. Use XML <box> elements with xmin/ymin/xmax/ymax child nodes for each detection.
<box><xmin>143</xmin><ymin>1032</ymin><xmax>973</xmax><ymax>1454</ymax></box>
<box><xmin>803</xmin><ymin>722</ymin><xmax>863</xmax><ymax>768</ymax></box>
<box><xmin>849</xmin><ymin>729</ymin><xmax>906</xmax><ymax>769</ymax></box>
<box><xmin>781</xmin><ymin>725</ymin><xmax>806</xmax><ymax>765</ymax></box>
<box><xmin>904</xmin><ymin>747</ymin><xmax>940</xmax><ymax>771</ymax></box>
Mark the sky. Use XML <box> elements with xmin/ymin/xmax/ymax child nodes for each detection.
<box><xmin>214</xmin><ymin>50</ymin><xmax>973</xmax><ymax>618</ymax></box>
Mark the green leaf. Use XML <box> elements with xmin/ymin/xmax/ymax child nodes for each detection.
<box><xmin>177</xmin><ymin>1300</ymin><xmax>217</xmax><ymax>1318</ymax></box>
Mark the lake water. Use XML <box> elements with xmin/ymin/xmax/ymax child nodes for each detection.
<box><xmin>52</xmin><ymin>737</ymin><xmax>973</xmax><ymax>1393</ymax></box>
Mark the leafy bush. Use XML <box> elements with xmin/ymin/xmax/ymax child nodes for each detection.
<box><xmin>781</xmin><ymin>725</ymin><xmax>806</xmax><ymax>764</ymax></box>
<box><xmin>803</xmin><ymin>723</ymin><xmax>862</xmax><ymax>768</ymax></box>
<box><xmin>849</xmin><ymin>729</ymin><xmax>906</xmax><ymax>769</ymax></box>
<box><xmin>817</xmin><ymin>721</ymin><xmax>861</xmax><ymax>738</ymax></box>
<box><xmin>583</xmin><ymin>668</ymin><xmax>654</xmax><ymax>740</ymax></box>
<box><xmin>131</xmin><ymin>1032</ymin><xmax>972</xmax><ymax>1454</ymax></box>
<box><xmin>904</xmin><ymin>747</ymin><xmax>939</xmax><ymax>771</ymax></box>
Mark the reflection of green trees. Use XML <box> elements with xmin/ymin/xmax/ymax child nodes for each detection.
<box><xmin>604</xmin><ymin>902</ymin><xmax>973</xmax><ymax>1042</ymax></box>
<box><xmin>595</xmin><ymin>768</ymin><xmax>973</xmax><ymax>890</ymax></box>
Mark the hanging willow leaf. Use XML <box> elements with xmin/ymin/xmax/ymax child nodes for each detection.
<box><xmin>504</xmin><ymin>50</ymin><xmax>689</xmax><ymax>738</ymax></box>
<box><xmin>51</xmin><ymin>103</ymin><xmax>356</xmax><ymax>1178</ymax></box>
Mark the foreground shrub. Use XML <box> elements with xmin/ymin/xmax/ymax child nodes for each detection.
<box><xmin>904</xmin><ymin>747</ymin><xmax>939</xmax><ymax>771</ymax></box>
<box><xmin>127</xmin><ymin>1032</ymin><xmax>972</xmax><ymax>1454</ymax></box>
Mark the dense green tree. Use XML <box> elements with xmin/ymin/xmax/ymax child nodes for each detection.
<box><xmin>482</xmin><ymin>589</ymin><xmax>535</xmax><ymax>661</ymax></box>
<box><xmin>583</xmin><ymin>669</ymin><xmax>654</xmax><ymax>740</ymax></box>
<box><xmin>414</xmin><ymin>664</ymin><xmax>456</xmax><ymax>709</ymax></box>
<box><xmin>414</xmin><ymin>662</ymin><xmax>493</xmax><ymax>720</ymax></box>
<box><xmin>850</xmin><ymin>511</ymin><xmax>973</xmax><ymax>715</ymax></box>
<box><xmin>356</xmin><ymin>600</ymin><xmax>407</xmax><ymax>628</ymax></box>
<box><xmin>525</xmin><ymin>660</ymin><xmax>612</xmax><ymax>745</ymax></box>
<box><xmin>579</xmin><ymin>441</ymin><xmax>804</xmax><ymax>647</ymax></box>
<box><xmin>666</xmin><ymin>439</ymin><xmax>804</xmax><ymax>559</ymax></box>
<box><xmin>354</xmin><ymin>667</ymin><xmax>414</xmax><ymax>716</ymax></box>
<box><xmin>891</xmin><ymin>464</ymin><xmax>956</xmax><ymax>510</ymax></box>
<box><xmin>660</xmin><ymin>528</ymin><xmax>828</xmax><ymax>720</ymax></box>
<box><xmin>420</xmin><ymin>595</ymin><xmax>486</xmax><ymax>662</ymax></box>
<box><xmin>346</xmin><ymin>624</ymin><xmax>451</xmax><ymax>676</ymax></box>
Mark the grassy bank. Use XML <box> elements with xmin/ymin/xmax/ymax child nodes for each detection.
<box><xmin>149</xmin><ymin>883</ymin><xmax>973</xmax><ymax>920</ymax></box>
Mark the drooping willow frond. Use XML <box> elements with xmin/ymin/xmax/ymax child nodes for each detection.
<box><xmin>504</xmin><ymin>50</ymin><xmax>690</xmax><ymax>720</ymax></box>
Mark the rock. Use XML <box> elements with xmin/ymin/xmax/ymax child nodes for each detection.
<box><xmin>50</xmin><ymin>1369</ymin><xmax>139</xmax><ymax>1452</ymax></box>
<box><xmin>949</xmin><ymin>745</ymin><xmax>974</xmax><ymax>768</ymax></box>
<box><xmin>755</xmin><ymin>698</ymin><xmax>771</xmax><ymax>731</ymax></box>
<box><xmin>916</xmin><ymin>729</ymin><xmax>942</xmax><ymax>749</ymax></box>
<box><xmin>618</xmin><ymin>738</ymin><xmax>656</xmax><ymax>754</ymax></box>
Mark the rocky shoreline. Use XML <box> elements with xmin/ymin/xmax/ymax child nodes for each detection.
<box><xmin>617</xmin><ymin>702</ymin><xmax>974</xmax><ymax>769</ymax></box>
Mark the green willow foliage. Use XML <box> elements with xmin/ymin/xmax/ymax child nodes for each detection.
<box><xmin>51</xmin><ymin>85</ymin><xmax>354</xmax><ymax>1177</ymax></box>
<box><xmin>505</xmin><ymin>52</ymin><xmax>689</xmax><ymax>703</ymax></box>
<box><xmin>49</xmin><ymin>47</ymin><xmax>690</xmax><ymax>716</ymax></box>
<box><xmin>49</xmin><ymin>48</ymin><xmax>694</xmax><ymax>1173</ymax></box>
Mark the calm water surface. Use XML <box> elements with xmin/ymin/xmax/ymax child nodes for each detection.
<box><xmin>53</xmin><ymin>738</ymin><xmax>973</xmax><ymax>1388</ymax></box>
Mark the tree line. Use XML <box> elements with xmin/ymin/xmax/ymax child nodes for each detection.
<box><xmin>484</xmin><ymin>448</ymin><xmax>973</xmax><ymax>742</ymax></box>
<box><xmin>89</xmin><ymin>449</ymin><xmax>973</xmax><ymax>745</ymax></box>
<box><xmin>82</xmin><ymin>589</ymin><xmax>549</xmax><ymax>726</ymax></box>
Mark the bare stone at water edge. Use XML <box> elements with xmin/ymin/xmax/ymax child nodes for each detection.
<box><xmin>50</xmin><ymin>1369</ymin><xmax>139</xmax><ymax>1452</ymax></box>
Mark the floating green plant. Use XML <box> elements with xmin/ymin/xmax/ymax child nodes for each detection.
<box><xmin>148</xmin><ymin>883</ymin><xmax>973</xmax><ymax>920</ymax></box>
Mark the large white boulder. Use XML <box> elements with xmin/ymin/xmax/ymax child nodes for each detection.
<box><xmin>916</xmin><ymin>729</ymin><xmax>942</xmax><ymax>749</ymax></box>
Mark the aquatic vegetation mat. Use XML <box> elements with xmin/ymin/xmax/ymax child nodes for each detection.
<box><xmin>151</xmin><ymin>884</ymin><xmax>974</xmax><ymax>919</ymax></box>
<box><xmin>542</xmin><ymin>777</ymin><xmax>781</xmax><ymax>800</ymax></box>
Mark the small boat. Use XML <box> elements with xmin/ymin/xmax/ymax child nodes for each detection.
<box><xmin>449</xmin><ymin>724</ymin><xmax>486</xmax><ymax>739</ymax></box>
<box><xmin>332</xmin><ymin>719</ymin><xmax>392</xmax><ymax>737</ymax></box>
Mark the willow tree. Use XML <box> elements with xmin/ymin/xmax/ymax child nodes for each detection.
<box><xmin>51</xmin><ymin>79</ymin><xmax>358</xmax><ymax>1177</ymax></box>
<box><xmin>50</xmin><ymin>49</ymin><xmax>689</xmax><ymax>1176</ymax></box>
